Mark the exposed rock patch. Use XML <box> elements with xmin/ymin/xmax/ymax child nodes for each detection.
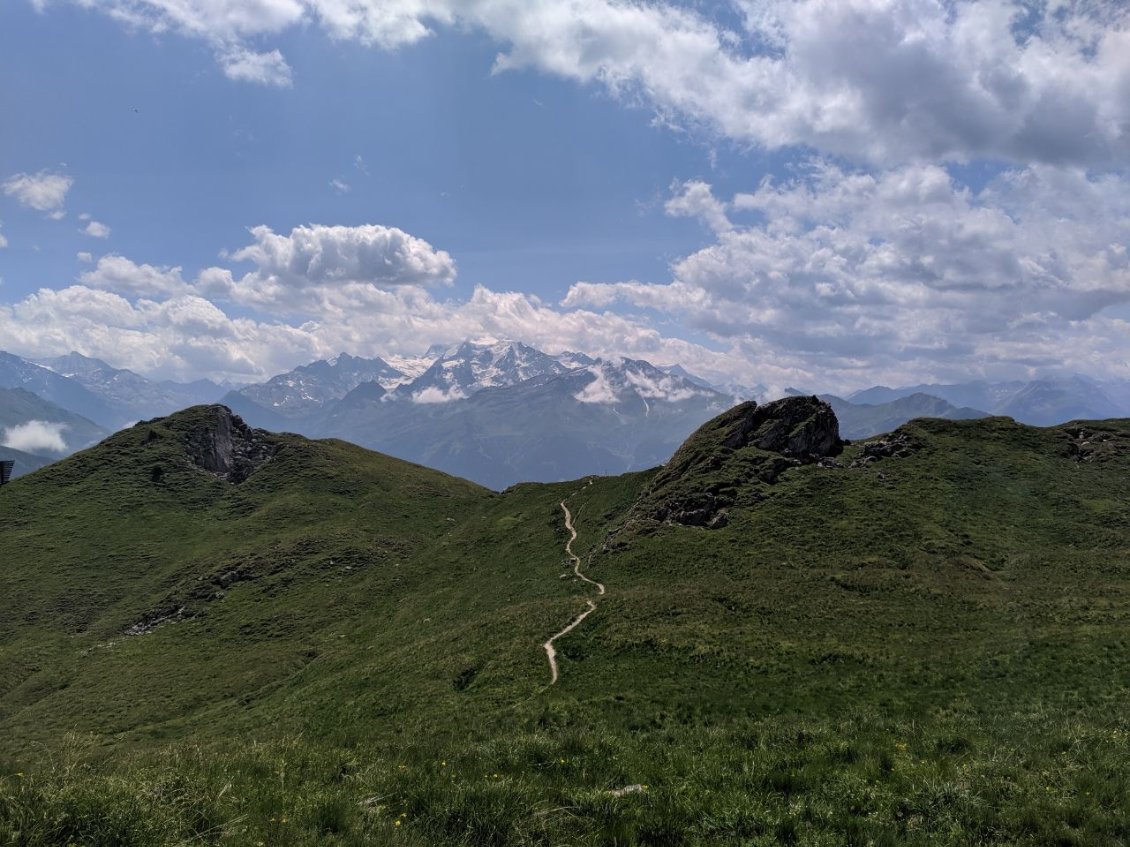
<box><xmin>182</xmin><ymin>406</ymin><xmax>277</xmax><ymax>483</ymax></box>
<box><xmin>850</xmin><ymin>431</ymin><xmax>923</xmax><ymax>467</ymax></box>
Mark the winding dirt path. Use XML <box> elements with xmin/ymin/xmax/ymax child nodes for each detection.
<box><xmin>543</xmin><ymin>501</ymin><xmax>605</xmax><ymax>685</ymax></box>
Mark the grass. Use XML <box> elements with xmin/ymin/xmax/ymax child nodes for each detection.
<box><xmin>2</xmin><ymin>405</ymin><xmax>1130</xmax><ymax>843</ymax></box>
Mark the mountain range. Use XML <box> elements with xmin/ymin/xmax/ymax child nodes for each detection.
<box><xmin>4</xmin><ymin>341</ymin><xmax>1130</xmax><ymax>487</ymax></box>
<box><xmin>223</xmin><ymin>341</ymin><xmax>736</xmax><ymax>488</ymax></box>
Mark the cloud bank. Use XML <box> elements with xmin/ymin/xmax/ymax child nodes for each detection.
<box><xmin>32</xmin><ymin>0</ymin><xmax>1130</xmax><ymax>166</ymax></box>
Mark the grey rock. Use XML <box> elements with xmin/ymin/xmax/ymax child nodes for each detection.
<box><xmin>182</xmin><ymin>406</ymin><xmax>276</xmax><ymax>483</ymax></box>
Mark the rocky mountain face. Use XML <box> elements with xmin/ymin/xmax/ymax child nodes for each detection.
<box><xmin>0</xmin><ymin>351</ymin><xmax>124</xmax><ymax>428</ymax></box>
<box><xmin>234</xmin><ymin>353</ymin><xmax>407</xmax><ymax>418</ymax></box>
<box><xmin>396</xmin><ymin>340</ymin><xmax>571</xmax><ymax>402</ymax></box>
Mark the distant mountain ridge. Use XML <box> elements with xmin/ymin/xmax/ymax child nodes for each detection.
<box><xmin>822</xmin><ymin>392</ymin><xmax>989</xmax><ymax>439</ymax></box>
<box><xmin>7</xmin><ymin>343</ymin><xmax>1130</xmax><ymax>485</ymax></box>
<box><xmin>848</xmin><ymin>375</ymin><xmax>1129</xmax><ymax>427</ymax></box>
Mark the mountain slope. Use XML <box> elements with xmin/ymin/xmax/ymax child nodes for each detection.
<box><xmin>3</xmin><ymin>402</ymin><xmax>1130</xmax><ymax>845</ymax></box>
<box><xmin>231</xmin><ymin>343</ymin><xmax>737</xmax><ymax>488</ymax></box>
<box><xmin>0</xmin><ymin>444</ymin><xmax>53</xmax><ymax>478</ymax></box>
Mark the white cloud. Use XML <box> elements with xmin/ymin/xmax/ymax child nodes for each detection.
<box><xmin>623</xmin><ymin>366</ymin><xmax>700</xmax><ymax>402</ymax></box>
<box><xmin>330</xmin><ymin>178</ymin><xmax>350</xmax><ymax>194</ymax></box>
<box><xmin>565</xmin><ymin>164</ymin><xmax>1130</xmax><ymax>390</ymax></box>
<box><xmin>665</xmin><ymin>180</ymin><xmax>732</xmax><ymax>234</ymax></box>
<box><xmin>411</xmin><ymin>385</ymin><xmax>467</xmax><ymax>404</ymax></box>
<box><xmin>82</xmin><ymin>220</ymin><xmax>111</xmax><ymax>238</ymax></box>
<box><xmin>218</xmin><ymin>45</ymin><xmax>293</xmax><ymax>86</ymax></box>
<box><xmin>77</xmin><ymin>251</ymin><xmax>93</xmax><ymax>263</ymax></box>
<box><xmin>38</xmin><ymin>0</ymin><xmax>1130</xmax><ymax>165</ymax></box>
<box><xmin>204</xmin><ymin>223</ymin><xmax>457</xmax><ymax>315</ymax></box>
<box><xmin>3</xmin><ymin>170</ymin><xmax>73</xmax><ymax>216</ymax></box>
<box><xmin>574</xmin><ymin>366</ymin><xmax>618</xmax><ymax>404</ymax></box>
<box><xmin>3</xmin><ymin>420</ymin><xmax>68</xmax><ymax>454</ymax></box>
<box><xmin>0</xmin><ymin>227</ymin><xmax>7</xmax><ymax>249</ymax></box>
<box><xmin>80</xmin><ymin>255</ymin><xmax>190</xmax><ymax>297</ymax></box>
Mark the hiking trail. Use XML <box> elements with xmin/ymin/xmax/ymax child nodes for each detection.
<box><xmin>542</xmin><ymin>500</ymin><xmax>604</xmax><ymax>685</ymax></box>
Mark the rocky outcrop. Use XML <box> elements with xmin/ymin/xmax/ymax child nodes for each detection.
<box><xmin>636</xmin><ymin>397</ymin><xmax>843</xmax><ymax>529</ymax></box>
<box><xmin>182</xmin><ymin>405</ymin><xmax>277</xmax><ymax>483</ymax></box>
<box><xmin>719</xmin><ymin>396</ymin><xmax>843</xmax><ymax>460</ymax></box>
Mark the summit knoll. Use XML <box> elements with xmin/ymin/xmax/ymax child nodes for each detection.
<box><xmin>2</xmin><ymin>400</ymin><xmax>1130</xmax><ymax>845</ymax></box>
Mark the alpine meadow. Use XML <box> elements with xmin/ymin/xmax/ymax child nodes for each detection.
<box><xmin>4</xmin><ymin>1</ymin><xmax>1130</xmax><ymax>845</ymax></box>
<box><xmin>2</xmin><ymin>399</ymin><xmax>1129</xmax><ymax>845</ymax></box>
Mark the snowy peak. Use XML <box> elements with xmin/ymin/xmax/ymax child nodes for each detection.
<box><xmin>402</xmin><ymin>340</ymin><xmax>570</xmax><ymax>402</ymax></box>
<box><xmin>573</xmin><ymin>358</ymin><xmax>728</xmax><ymax>408</ymax></box>
<box><xmin>237</xmin><ymin>354</ymin><xmax>407</xmax><ymax>415</ymax></box>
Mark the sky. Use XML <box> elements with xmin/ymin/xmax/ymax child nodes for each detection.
<box><xmin>1</xmin><ymin>0</ymin><xmax>1129</xmax><ymax>394</ymax></box>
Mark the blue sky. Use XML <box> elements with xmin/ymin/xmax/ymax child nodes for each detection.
<box><xmin>2</xmin><ymin>1</ymin><xmax>1129</xmax><ymax>392</ymax></box>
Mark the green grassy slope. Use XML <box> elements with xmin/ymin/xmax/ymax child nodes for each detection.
<box><xmin>2</xmin><ymin>404</ymin><xmax>1130</xmax><ymax>845</ymax></box>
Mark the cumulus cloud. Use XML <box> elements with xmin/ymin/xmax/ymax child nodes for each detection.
<box><xmin>3</xmin><ymin>420</ymin><xmax>68</xmax><ymax>454</ymax></box>
<box><xmin>203</xmin><ymin>223</ymin><xmax>457</xmax><ymax>315</ymax></box>
<box><xmin>3</xmin><ymin>169</ymin><xmax>73</xmax><ymax>217</ymax></box>
<box><xmin>82</xmin><ymin>220</ymin><xmax>111</xmax><ymax>238</ymax></box>
<box><xmin>565</xmin><ymin>164</ymin><xmax>1130</xmax><ymax>389</ymax></box>
<box><xmin>0</xmin><ymin>227</ymin><xmax>7</xmax><ymax>249</ymax></box>
<box><xmin>35</xmin><ymin>0</ymin><xmax>1130</xmax><ymax>165</ymax></box>
<box><xmin>80</xmin><ymin>255</ymin><xmax>190</xmax><ymax>297</ymax></box>
<box><xmin>0</xmin><ymin>267</ymin><xmax>738</xmax><ymax>387</ymax></box>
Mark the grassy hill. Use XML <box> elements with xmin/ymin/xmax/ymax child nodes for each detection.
<box><xmin>1</xmin><ymin>403</ymin><xmax>1129</xmax><ymax>845</ymax></box>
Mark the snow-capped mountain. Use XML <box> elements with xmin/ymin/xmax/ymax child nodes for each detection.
<box><xmin>572</xmin><ymin>358</ymin><xmax>724</xmax><ymax>410</ymax></box>
<box><xmin>398</xmin><ymin>341</ymin><xmax>573</xmax><ymax>403</ymax></box>
<box><xmin>233</xmin><ymin>353</ymin><xmax>408</xmax><ymax>418</ymax></box>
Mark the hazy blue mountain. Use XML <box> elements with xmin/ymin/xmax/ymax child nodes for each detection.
<box><xmin>848</xmin><ymin>376</ymin><xmax>1127</xmax><ymax>425</ymax></box>
<box><xmin>0</xmin><ymin>352</ymin><xmax>124</xmax><ymax>429</ymax></box>
<box><xmin>39</xmin><ymin>352</ymin><xmax>225</xmax><ymax>423</ymax></box>
<box><xmin>233</xmin><ymin>353</ymin><xmax>407</xmax><ymax>419</ymax></box>
<box><xmin>822</xmin><ymin>392</ymin><xmax>988</xmax><ymax>439</ymax></box>
<box><xmin>0</xmin><ymin>387</ymin><xmax>110</xmax><ymax>455</ymax></box>
<box><xmin>998</xmin><ymin>377</ymin><xmax>1123</xmax><ymax>426</ymax></box>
